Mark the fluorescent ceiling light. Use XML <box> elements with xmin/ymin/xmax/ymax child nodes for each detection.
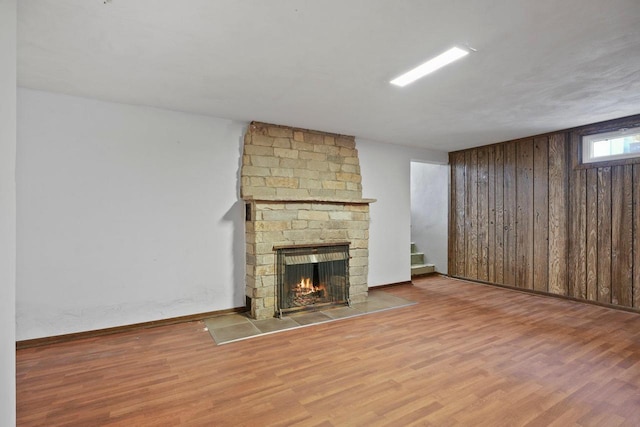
<box><xmin>390</xmin><ymin>47</ymin><xmax>469</xmax><ymax>87</ymax></box>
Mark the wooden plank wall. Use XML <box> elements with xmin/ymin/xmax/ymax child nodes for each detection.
<box><xmin>448</xmin><ymin>114</ymin><xmax>640</xmax><ymax>311</ymax></box>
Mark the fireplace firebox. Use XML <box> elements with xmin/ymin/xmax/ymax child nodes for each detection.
<box><xmin>275</xmin><ymin>243</ymin><xmax>350</xmax><ymax>317</ymax></box>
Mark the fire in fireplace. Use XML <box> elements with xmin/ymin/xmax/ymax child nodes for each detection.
<box><xmin>275</xmin><ymin>243</ymin><xmax>350</xmax><ymax>317</ymax></box>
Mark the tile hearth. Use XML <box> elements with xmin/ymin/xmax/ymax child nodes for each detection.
<box><xmin>204</xmin><ymin>290</ymin><xmax>415</xmax><ymax>345</ymax></box>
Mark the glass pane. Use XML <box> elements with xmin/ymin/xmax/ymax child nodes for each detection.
<box><xmin>590</xmin><ymin>132</ymin><xmax>640</xmax><ymax>159</ymax></box>
<box><xmin>592</xmin><ymin>140</ymin><xmax>611</xmax><ymax>157</ymax></box>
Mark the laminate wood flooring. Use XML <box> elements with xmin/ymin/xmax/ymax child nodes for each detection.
<box><xmin>17</xmin><ymin>275</ymin><xmax>640</xmax><ymax>426</ymax></box>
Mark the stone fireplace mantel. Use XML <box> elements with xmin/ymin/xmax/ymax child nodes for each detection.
<box><xmin>243</xmin><ymin>196</ymin><xmax>376</xmax><ymax>204</ymax></box>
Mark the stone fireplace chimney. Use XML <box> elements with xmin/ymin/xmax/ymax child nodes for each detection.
<box><xmin>241</xmin><ymin>122</ymin><xmax>374</xmax><ymax>319</ymax></box>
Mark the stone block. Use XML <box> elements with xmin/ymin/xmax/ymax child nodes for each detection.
<box><xmin>256</xmin><ymin>242</ymin><xmax>275</xmax><ymax>254</ymax></box>
<box><xmin>349</xmin><ymin>293</ymin><xmax>368</xmax><ymax>304</ymax></box>
<box><xmin>296</xmin><ymin>169</ymin><xmax>320</xmax><ymax>180</ymax></box>
<box><xmin>270</xmin><ymin>168</ymin><xmax>295</xmax><ymax>178</ymax></box>
<box><xmin>251</xmin><ymin>155</ymin><xmax>280</xmax><ymax>168</ymax></box>
<box><xmin>255</xmin><ymin>264</ymin><xmax>275</xmax><ymax>276</ymax></box>
<box><xmin>285</xmin><ymin>203</ymin><xmax>311</xmax><ymax>210</ymax></box>
<box><xmin>265</xmin><ymin>176</ymin><xmax>299</xmax><ymax>189</ymax></box>
<box><xmin>246</xmin><ymin>187</ymin><xmax>277</xmax><ymax>198</ymax></box>
<box><xmin>274</xmin><ymin>148</ymin><xmax>299</xmax><ymax>159</ymax></box>
<box><xmin>336</xmin><ymin>172</ymin><xmax>361</xmax><ymax>183</ymax></box>
<box><xmin>308</xmin><ymin>189</ymin><xmax>337</xmax><ymax>198</ymax></box>
<box><xmin>322</xmin><ymin>229</ymin><xmax>348</xmax><ymax>240</ymax></box>
<box><xmin>279</xmin><ymin>158</ymin><xmax>307</xmax><ymax>169</ymax></box>
<box><xmin>276</xmin><ymin>188</ymin><xmax>310</xmax><ymax>199</ymax></box>
<box><xmin>314</xmin><ymin>144</ymin><xmax>340</xmax><ymax>155</ymax></box>
<box><xmin>250</xmin><ymin>122</ymin><xmax>269</xmax><ymax>135</ymax></box>
<box><xmin>244</xmin><ymin>132</ymin><xmax>252</xmax><ymax>145</ymax></box>
<box><xmin>298</xmin><ymin>210</ymin><xmax>330</xmax><ymax>221</ymax></box>
<box><xmin>319</xmin><ymin>171</ymin><xmax>337</xmax><ymax>181</ymax></box>
<box><xmin>256</xmin><ymin>253</ymin><xmax>276</xmax><ymax>265</ymax></box>
<box><xmin>347</xmin><ymin>229</ymin><xmax>368</xmax><ymax>239</ymax></box>
<box><xmin>309</xmin><ymin>220</ymin><xmax>349</xmax><ymax>230</ymax></box>
<box><xmin>328</xmin><ymin>163</ymin><xmax>341</xmax><ymax>172</ymax></box>
<box><xmin>267</xmin><ymin>126</ymin><xmax>293</xmax><ymax>138</ymax></box>
<box><xmin>306</xmin><ymin>160</ymin><xmax>330</xmax><ymax>171</ymax></box>
<box><xmin>263</xmin><ymin>296</ymin><xmax>275</xmax><ymax>309</ymax></box>
<box><xmin>259</xmin><ymin>275</ymin><xmax>275</xmax><ymax>289</ymax></box>
<box><xmin>250</xmin><ymin>177</ymin><xmax>266</xmax><ymax>187</ymax></box>
<box><xmin>336</xmin><ymin>137</ymin><xmax>356</xmax><ymax>148</ymax></box>
<box><xmin>346</xmin><ymin>182</ymin><xmax>361</xmax><ymax>192</ymax></box>
<box><xmin>246</xmin><ymin>253</ymin><xmax>256</xmax><ymax>266</ymax></box>
<box><xmin>350</xmin><ymin>256</ymin><xmax>368</xmax><ymax>267</ymax></box>
<box><xmin>324</xmin><ymin>135</ymin><xmax>335</xmax><ymax>145</ymax></box>
<box><xmin>304</xmin><ymin>132</ymin><xmax>324</xmax><ymax>144</ymax></box>
<box><xmin>292</xmin><ymin>140</ymin><xmax>315</xmax><ymax>152</ymax></box>
<box><xmin>327</xmin><ymin>155</ymin><xmax>344</xmax><ymax>164</ymax></box>
<box><xmin>339</xmin><ymin>147</ymin><xmax>357</xmax><ymax>158</ymax></box>
<box><xmin>340</xmin><ymin>164</ymin><xmax>358</xmax><ymax>173</ymax></box>
<box><xmin>349</xmin><ymin>266</ymin><xmax>366</xmax><ymax>276</ymax></box>
<box><xmin>253</xmin><ymin>287</ymin><xmax>271</xmax><ymax>298</ymax></box>
<box><xmin>311</xmin><ymin>203</ymin><xmax>341</xmax><ymax>211</ymax></box>
<box><xmin>245</xmin><ymin>276</ymin><xmax>255</xmax><ymax>289</ymax></box>
<box><xmin>291</xmin><ymin>220</ymin><xmax>308</xmax><ymax>229</ymax></box>
<box><xmin>242</xmin><ymin>165</ymin><xmax>271</xmax><ymax>177</ymax></box>
<box><xmin>293</xmin><ymin>131</ymin><xmax>304</xmax><ymax>142</ymax></box>
<box><xmin>322</xmin><ymin>181</ymin><xmax>347</xmax><ymax>190</ymax></box>
<box><xmin>273</xmin><ymin>137</ymin><xmax>291</xmax><ymax>149</ymax></box>
<box><xmin>299</xmin><ymin>151</ymin><xmax>327</xmax><ymax>161</ymax></box>
<box><xmin>346</xmin><ymin>205</ymin><xmax>369</xmax><ymax>212</ymax></box>
<box><xmin>284</xmin><ymin>229</ymin><xmax>321</xmax><ymax>242</ymax></box>
<box><xmin>343</xmin><ymin>156</ymin><xmax>359</xmax><ymax>165</ymax></box>
<box><xmin>255</xmin><ymin>221</ymin><xmax>290</xmax><ymax>232</ymax></box>
<box><xmin>298</xmin><ymin>178</ymin><xmax>322</xmax><ymax>190</ymax></box>
<box><xmin>351</xmin><ymin>212</ymin><xmax>369</xmax><ymax>221</ymax></box>
<box><xmin>251</xmin><ymin>134</ymin><xmax>273</xmax><ymax>146</ymax></box>
<box><xmin>246</xmin><ymin>243</ymin><xmax>255</xmax><ymax>255</ymax></box>
<box><xmin>254</xmin><ymin>307</ymin><xmax>275</xmax><ymax>320</ymax></box>
<box><xmin>245</xmin><ymin>145</ymin><xmax>274</xmax><ymax>156</ymax></box>
<box><xmin>335</xmin><ymin>190</ymin><xmax>360</xmax><ymax>199</ymax></box>
<box><xmin>349</xmin><ymin>248</ymin><xmax>369</xmax><ymax>259</ymax></box>
<box><xmin>329</xmin><ymin>211</ymin><xmax>353</xmax><ymax>220</ymax></box>
<box><xmin>349</xmin><ymin>280</ymin><xmax>368</xmax><ymax>291</ymax></box>
<box><xmin>256</xmin><ymin>231</ymin><xmax>285</xmax><ymax>243</ymax></box>
<box><xmin>257</xmin><ymin>202</ymin><xmax>282</xmax><ymax>210</ymax></box>
<box><xmin>262</xmin><ymin>210</ymin><xmax>298</xmax><ymax>221</ymax></box>
<box><xmin>350</xmin><ymin>239</ymin><xmax>368</xmax><ymax>249</ymax></box>
<box><xmin>350</xmin><ymin>220</ymin><xmax>370</xmax><ymax>230</ymax></box>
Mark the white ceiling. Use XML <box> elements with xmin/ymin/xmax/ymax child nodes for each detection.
<box><xmin>17</xmin><ymin>0</ymin><xmax>640</xmax><ymax>152</ymax></box>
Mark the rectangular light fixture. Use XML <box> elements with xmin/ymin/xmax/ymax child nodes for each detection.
<box><xmin>390</xmin><ymin>47</ymin><xmax>469</xmax><ymax>87</ymax></box>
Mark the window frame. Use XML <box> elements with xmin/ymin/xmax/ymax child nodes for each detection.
<box><xmin>582</xmin><ymin>126</ymin><xmax>640</xmax><ymax>164</ymax></box>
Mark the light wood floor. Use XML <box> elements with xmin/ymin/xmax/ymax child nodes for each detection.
<box><xmin>17</xmin><ymin>275</ymin><xmax>640</xmax><ymax>426</ymax></box>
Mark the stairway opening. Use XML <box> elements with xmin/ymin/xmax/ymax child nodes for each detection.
<box><xmin>410</xmin><ymin>161</ymin><xmax>449</xmax><ymax>276</ymax></box>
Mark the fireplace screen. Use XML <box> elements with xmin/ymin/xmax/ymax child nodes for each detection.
<box><xmin>276</xmin><ymin>244</ymin><xmax>350</xmax><ymax>316</ymax></box>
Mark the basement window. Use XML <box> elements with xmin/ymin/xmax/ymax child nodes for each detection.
<box><xmin>583</xmin><ymin>126</ymin><xmax>640</xmax><ymax>163</ymax></box>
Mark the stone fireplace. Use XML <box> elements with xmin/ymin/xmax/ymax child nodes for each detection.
<box><xmin>241</xmin><ymin>122</ymin><xmax>374</xmax><ymax>319</ymax></box>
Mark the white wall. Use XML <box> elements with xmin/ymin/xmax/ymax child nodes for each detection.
<box><xmin>0</xmin><ymin>0</ymin><xmax>17</xmax><ymax>424</ymax></box>
<box><xmin>358</xmin><ymin>139</ymin><xmax>448</xmax><ymax>286</ymax></box>
<box><xmin>410</xmin><ymin>162</ymin><xmax>449</xmax><ymax>274</ymax></box>
<box><xmin>17</xmin><ymin>89</ymin><xmax>247</xmax><ymax>340</ymax></box>
<box><xmin>15</xmin><ymin>88</ymin><xmax>449</xmax><ymax>340</ymax></box>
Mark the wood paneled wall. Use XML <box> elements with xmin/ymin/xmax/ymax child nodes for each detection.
<box><xmin>449</xmin><ymin>114</ymin><xmax>640</xmax><ymax>311</ymax></box>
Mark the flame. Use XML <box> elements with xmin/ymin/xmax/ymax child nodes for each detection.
<box><xmin>294</xmin><ymin>277</ymin><xmax>328</xmax><ymax>295</ymax></box>
<box><xmin>298</xmin><ymin>277</ymin><xmax>313</xmax><ymax>290</ymax></box>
